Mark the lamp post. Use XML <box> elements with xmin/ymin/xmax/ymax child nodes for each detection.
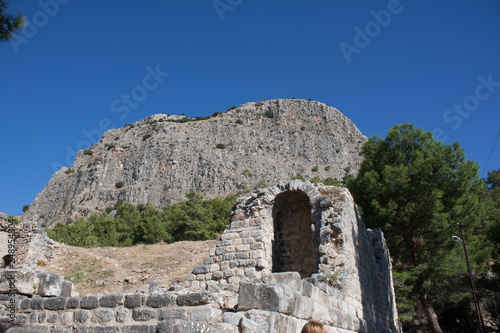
<box><xmin>452</xmin><ymin>223</ymin><xmax>484</xmax><ymax>333</ymax></box>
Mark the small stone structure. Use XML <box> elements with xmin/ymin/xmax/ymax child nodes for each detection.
<box><xmin>0</xmin><ymin>181</ymin><xmax>401</xmax><ymax>332</ymax></box>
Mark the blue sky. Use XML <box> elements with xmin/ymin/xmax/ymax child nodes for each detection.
<box><xmin>1</xmin><ymin>0</ymin><xmax>499</xmax><ymax>216</ymax></box>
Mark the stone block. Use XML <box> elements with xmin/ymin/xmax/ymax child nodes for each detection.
<box><xmin>61</xmin><ymin>312</ymin><xmax>74</xmax><ymax>324</ymax></box>
<box><xmin>20</xmin><ymin>298</ymin><xmax>30</xmax><ymax>310</ymax></box>
<box><xmin>159</xmin><ymin>308</ymin><xmax>188</xmax><ymax>321</ymax></box>
<box><xmin>35</xmin><ymin>271</ymin><xmax>73</xmax><ymax>297</ymax></box>
<box><xmin>66</xmin><ymin>297</ymin><xmax>80</xmax><ymax>309</ymax></box>
<box><xmin>222</xmin><ymin>311</ymin><xmax>244</xmax><ymax>325</ymax></box>
<box><xmin>212</xmin><ymin>271</ymin><xmax>223</xmax><ymax>280</ymax></box>
<box><xmin>92</xmin><ymin>309</ymin><xmax>114</xmax><ymax>324</ymax></box>
<box><xmin>44</xmin><ymin>297</ymin><xmax>66</xmax><ymax>310</ymax></box>
<box><xmin>262</xmin><ymin>271</ymin><xmax>302</xmax><ymax>291</ymax></box>
<box><xmin>132</xmin><ymin>308</ymin><xmax>156</xmax><ymax>321</ymax></box>
<box><xmin>235</xmin><ymin>252</ymin><xmax>249</xmax><ymax>259</ymax></box>
<box><xmin>192</xmin><ymin>265</ymin><xmax>209</xmax><ymax>274</ymax></box>
<box><xmin>238</xmin><ymin>284</ymin><xmax>280</xmax><ymax>312</ymax></box>
<box><xmin>257</xmin><ymin>259</ymin><xmax>269</xmax><ymax>269</ymax></box>
<box><xmin>0</xmin><ymin>269</ymin><xmax>35</xmax><ymax>295</ymax></box>
<box><xmin>38</xmin><ymin>310</ymin><xmax>47</xmax><ymax>323</ymax></box>
<box><xmin>203</xmin><ymin>257</ymin><xmax>214</xmax><ymax>265</ymax></box>
<box><xmin>115</xmin><ymin>308</ymin><xmax>129</xmax><ymax>323</ymax></box>
<box><xmin>76</xmin><ymin>326</ymin><xmax>121</xmax><ymax>333</ymax></box>
<box><xmin>81</xmin><ymin>296</ymin><xmax>99</xmax><ymax>309</ymax></box>
<box><xmin>190</xmin><ymin>307</ymin><xmax>222</xmax><ymax>322</ymax></box>
<box><xmin>125</xmin><ymin>294</ymin><xmax>142</xmax><ymax>308</ymax></box>
<box><xmin>146</xmin><ymin>293</ymin><xmax>174</xmax><ymax>308</ymax></box>
<box><xmin>122</xmin><ymin>325</ymin><xmax>154</xmax><ymax>333</ymax></box>
<box><xmin>99</xmin><ymin>294</ymin><xmax>124</xmax><ymax>307</ymax></box>
<box><xmin>177</xmin><ymin>292</ymin><xmax>210</xmax><ymax>306</ymax></box>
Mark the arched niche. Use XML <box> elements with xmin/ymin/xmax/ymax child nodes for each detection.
<box><xmin>271</xmin><ymin>190</ymin><xmax>316</xmax><ymax>278</ymax></box>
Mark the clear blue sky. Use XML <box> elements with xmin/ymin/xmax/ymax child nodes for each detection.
<box><xmin>1</xmin><ymin>1</ymin><xmax>499</xmax><ymax>216</ymax></box>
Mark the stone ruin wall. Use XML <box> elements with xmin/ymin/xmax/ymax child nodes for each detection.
<box><xmin>0</xmin><ymin>181</ymin><xmax>401</xmax><ymax>332</ymax></box>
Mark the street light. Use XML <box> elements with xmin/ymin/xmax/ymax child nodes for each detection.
<box><xmin>452</xmin><ymin>223</ymin><xmax>485</xmax><ymax>333</ymax></box>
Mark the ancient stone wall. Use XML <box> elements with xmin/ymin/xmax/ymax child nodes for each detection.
<box><xmin>0</xmin><ymin>182</ymin><xmax>401</xmax><ymax>332</ymax></box>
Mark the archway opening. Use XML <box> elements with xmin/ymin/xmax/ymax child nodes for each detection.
<box><xmin>2</xmin><ymin>254</ymin><xmax>13</xmax><ymax>268</ymax></box>
<box><xmin>272</xmin><ymin>191</ymin><xmax>315</xmax><ymax>278</ymax></box>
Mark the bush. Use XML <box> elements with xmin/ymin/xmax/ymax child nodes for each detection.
<box><xmin>83</xmin><ymin>149</ymin><xmax>93</xmax><ymax>156</ymax></box>
<box><xmin>22</xmin><ymin>204</ymin><xmax>29</xmax><ymax>213</ymax></box>
<box><xmin>300</xmin><ymin>126</ymin><xmax>305</xmax><ymax>131</ymax></box>
<box><xmin>65</xmin><ymin>168</ymin><xmax>74</xmax><ymax>174</ymax></box>
<box><xmin>242</xmin><ymin>169</ymin><xmax>252</xmax><ymax>177</ymax></box>
<box><xmin>236</xmin><ymin>119</ymin><xmax>243</xmax><ymax>125</ymax></box>
<box><xmin>216</xmin><ymin>143</ymin><xmax>226</xmax><ymax>149</ymax></box>
<box><xmin>325</xmin><ymin>166</ymin><xmax>331</xmax><ymax>171</ymax></box>
<box><xmin>263</xmin><ymin>110</ymin><xmax>274</xmax><ymax>118</ymax></box>
<box><xmin>255</xmin><ymin>102</ymin><xmax>263</xmax><ymax>107</ymax></box>
<box><xmin>115</xmin><ymin>181</ymin><xmax>124</xmax><ymax>189</ymax></box>
<box><xmin>312</xmin><ymin>166</ymin><xmax>319</xmax><ymax>172</ymax></box>
<box><xmin>106</xmin><ymin>143</ymin><xmax>116</xmax><ymax>150</ymax></box>
<box><xmin>143</xmin><ymin>133</ymin><xmax>152</xmax><ymax>141</ymax></box>
<box><xmin>254</xmin><ymin>180</ymin><xmax>267</xmax><ymax>189</ymax></box>
<box><xmin>292</xmin><ymin>174</ymin><xmax>306</xmax><ymax>182</ymax></box>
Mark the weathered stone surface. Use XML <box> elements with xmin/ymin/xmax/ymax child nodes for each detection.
<box><xmin>124</xmin><ymin>294</ymin><xmax>142</xmax><ymax>309</ymax></box>
<box><xmin>43</xmin><ymin>297</ymin><xmax>66</xmax><ymax>311</ymax></box>
<box><xmin>145</xmin><ymin>293</ymin><xmax>173</xmax><ymax>308</ymax></box>
<box><xmin>99</xmin><ymin>294</ymin><xmax>123</xmax><ymax>308</ymax></box>
<box><xmin>176</xmin><ymin>293</ymin><xmax>210</xmax><ymax>307</ymax></box>
<box><xmin>81</xmin><ymin>296</ymin><xmax>99</xmax><ymax>309</ymax></box>
<box><xmin>76</xmin><ymin>326</ymin><xmax>121</xmax><ymax>333</ymax></box>
<box><xmin>25</xmin><ymin>99</ymin><xmax>366</xmax><ymax>227</ymax></box>
<box><xmin>92</xmin><ymin>309</ymin><xmax>114</xmax><ymax>324</ymax></box>
<box><xmin>132</xmin><ymin>308</ymin><xmax>156</xmax><ymax>321</ymax></box>
<box><xmin>262</xmin><ymin>272</ymin><xmax>302</xmax><ymax>291</ymax></box>
<box><xmin>35</xmin><ymin>272</ymin><xmax>73</xmax><ymax>297</ymax></box>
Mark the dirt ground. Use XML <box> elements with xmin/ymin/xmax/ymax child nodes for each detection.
<box><xmin>38</xmin><ymin>240</ymin><xmax>216</xmax><ymax>296</ymax></box>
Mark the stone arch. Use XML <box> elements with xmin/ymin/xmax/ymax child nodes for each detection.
<box><xmin>271</xmin><ymin>190</ymin><xmax>317</xmax><ymax>278</ymax></box>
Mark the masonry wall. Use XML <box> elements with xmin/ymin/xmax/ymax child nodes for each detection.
<box><xmin>0</xmin><ymin>181</ymin><xmax>401</xmax><ymax>332</ymax></box>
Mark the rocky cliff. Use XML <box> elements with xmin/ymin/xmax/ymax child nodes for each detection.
<box><xmin>25</xmin><ymin>99</ymin><xmax>366</xmax><ymax>227</ymax></box>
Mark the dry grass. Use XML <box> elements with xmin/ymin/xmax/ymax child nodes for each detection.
<box><xmin>39</xmin><ymin>240</ymin><xmax>215</xmax><ymax>296</ymax></box>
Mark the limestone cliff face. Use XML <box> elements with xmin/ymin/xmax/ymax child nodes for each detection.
<box><xmin>25</xmin><ymin>99</ymin><xmax>366</xmax><ymax>227</ymax></box>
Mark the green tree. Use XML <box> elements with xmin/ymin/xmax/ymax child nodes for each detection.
<box><xmin>347</xmin><ymin>124</ymin><xmax>492</xmax><ymax>332</ymax></box>
<box><xmin>0</xmin><ymin>1</ymin><xmax>25</xmax><ymax>42</ymax></box>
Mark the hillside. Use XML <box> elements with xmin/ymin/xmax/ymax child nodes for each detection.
<box><xmin>24</xmin><ymin>99</ymin><xmax>366</xmax><ymax>227</ymax></box>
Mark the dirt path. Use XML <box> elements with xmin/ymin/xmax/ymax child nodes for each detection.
<box><xmin>39</xmin><ymin>240</ymin><xmax>215</xmax><ymax>296</ymax></box>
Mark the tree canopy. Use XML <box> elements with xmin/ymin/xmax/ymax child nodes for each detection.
<box><xmin>346</xmin><ymin>124</ymin><xmax>495</xmax><ymax>332</ymax></box>
<box><xmin>0</xmin><ymin>1</ymin><xmax>25</xmax><ymax>42</ymax></box>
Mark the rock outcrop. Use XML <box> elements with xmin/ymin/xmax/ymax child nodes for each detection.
<box><xmin>25</xmin><ymin>99</ymin><xmax>366</xmax><ymax>227</ymax></box>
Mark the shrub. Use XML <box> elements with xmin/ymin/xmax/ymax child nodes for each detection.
<box><xmin>292</xmin><ymin>175</ymin><xmax>306</xmax><ymax>182</ymax></box>
<box><xmin>310</xmin><ymin>176</ymin><xmax>322</xmax><ymax>183</ymax></box>
<box><xmin>308</xmin><ymin>98</ymin><xmax>312</xmax><ymax>101</ymax></box>
<box><xmin>45</xmin><ymin>191</ymin><xmax>238</xmax><ymax>247</ymax></box>
<box><xmin>236</xmin><ymin>119</ymin><xmax>243</xmax><ymax>125</ymax></box>
<box><xmin>312</xmin><ymin>166</ymin><xmax>319</xmax><ymax>172</ymax></box>
<box><xmin>83</xmin><ymin>149</ymin><xmax>93</xmax><ymax>156</ymax></box>
<box><xmin>300</xmin><ymin>126</ymin><xmax>305</xmax><ymax>131</ymax></box>
<box><xmin>22</xmin><ymin>204</ymin><xmax>29</xmax><ymax>213</ymax></box>
<box><xmin>255</xmin><ymin>102</ymin><xmax>263</xmax><ymax>107</ymax></box>
<box><xmin>212</xmin><ymin>111</ymin><xmax>221</xmax><ymax>117</ymax></box>
<box><xmin>106</xmin><ymin>143</ymin><xmax>116</xmax><ymax>150</ymax></box>
<box><xmin>344</xmin><ymin>166</ymin><xmax>351</xmax><ymax>173</ymax></box>
<box><xmin>216</xmin><ymin>143</ymin><xmax>226</xmax><ymax>149</ymax></box>
<box><xmin>143</xmin><ymin>134</ymin><xmax>152</xmax><ymax>141</ymax></box>
<box><xmin>325</xmin><ymin>166</ymin><xmax>331</xmax><ymax>171</ymax></box>
<box><xmin>242</xmin><ymin>169</ymin><xmax>252</xmax><ymax>177</ymax></box>
<box><xmin>263</xmin><ymin>110</ymin><xmax>274</xmax><ymax>118</ymax></box>
<box><xmin>65</xmin><ymin>168</ymin><xmax>74</xmax><ymax>174</ymax></box>
<box><xmin>254</xmin><ymin>180</ymin><xmax>267</xmax><ymax>189</ymax></box>
<box><xmin>336</xmin><ymin>148</ymin><xmax>341</xmax><ymax>153</ymax></box>
<box><xmin>115</xmin><ymin>181</ymin><xmax>124</xmax><ymax>189</ymax></box>
<box><xmin>230</xmin><ymin>106</ymin><xmax>237</xmax><ymax>110</ymax></box>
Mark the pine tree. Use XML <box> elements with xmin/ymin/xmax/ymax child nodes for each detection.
<box><xmin>347</xmin><ymin>124</ymin><xmax>493</xmax><ymax>332</ymax></box>
<box><xmin>0</xmin><ymin>1</ymin><xmax>25</xmax><ymax>42</ymax></box>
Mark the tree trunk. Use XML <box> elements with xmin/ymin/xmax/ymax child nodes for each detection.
<box><xmin>418</xmin><ymin>281</ymin><xmax>444</xmax><ymax>333</ymax></box>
